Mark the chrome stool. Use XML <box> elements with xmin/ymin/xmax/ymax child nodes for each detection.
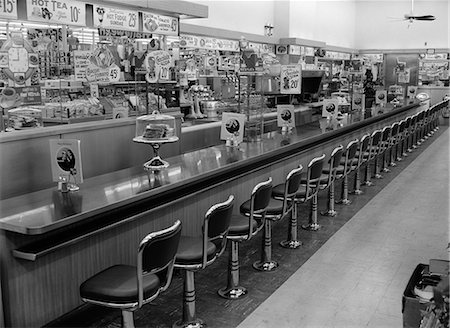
<box><xmin>299</xmin><ymin>154</ymin><xmax>326</xmax><ymax>231</ymax></box>
<box><xmin>218</xmin><ymin>179</ymin><xmax>272</xmax><ymax>299</ymax></box>
<box><xmin>351</xmin><ymin>134</ymin><xmax>371</xmax><ymax>195</ymax></box>
<box><xmin>388</xmin><ymin>121</ymin><xmax>399</xmax><ymax>167</ymax></box>
<box><xmin>80</xmin><ymin>220</ymin><xmax>182</xmax><ymax>328</ymax></box>
<box><xmin>252</xmin><ymin>167</ymin><xmax>303</xmax><ymax>270</ymax></box>
<box><xmin>320</xmin><ymin>145</ymin><xmax>344</xmax><ymax>217</ymax></box>
<box><xmin>363</xmin><ymin>129</ymin><xmax>382</xmax><ymax>186</ymax></box>
<box><xmin>271</xmin><ymin>166</ymin><xmax>304</xmax><ymax>249</ymax></box>
<box><xmin>395</xmin><ymin>119</ymin><xmax>406</xmax><ymax>162</ymax></box>
<box><xmin>336</xmin><ymin>139</ymin><xmax>359</xmax><ymax>205</ymax></box>
<box><xmin>407</xmin><ymin>114</ymin><xmax>418</xmax><ymax>152</ymax></box>
<box><xmin>174</xmin><ymin>196</ymin><xmax>234</xmax><ymax>328</ymax></box>
<box><xmin>376</xmin><ymin>125</ymin><xmax>392</xmax><ymax>177</ymax></box>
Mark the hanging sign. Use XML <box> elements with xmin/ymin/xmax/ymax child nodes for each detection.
<box><xmin>85</xmin><ymin>47</ymin><xmax>120</xmax><ymax>83</ymax></box>
<box><xmin>142</xmin><ymin>12</ymin><xmax>178</xmax><ymax>36</ymax></box>
<box><xmin>288</xmin><ymin>45</ymin><xmax>301</xmax><ymax>55</ymax></box>
<box><xmin>145</xmin><ymin>50</ymin><xmax>172</xmax><ymax>83</ymax></box>
<box><xmin>0</xmin><ymin>0</ymin><xmax>18</xmax><ymax>19</ymax></box>
<box><xmin>93</xmin><ymin>6</ymin><xmax>138</xmax><ymax>32</ymax></box>
<box><xmin>26</xmin><ymin>0</ymin><xmax>86</xmax><ymax>26</ymax></box>
<box><xmin>73</xmin><ymin>50</ymin><xmax>92</xmax><ymax>81</ymax></box>
<box><xmin>280</xmin><ymin>65</ymin><xmax>301</xmax><ymax>94</ymax></box>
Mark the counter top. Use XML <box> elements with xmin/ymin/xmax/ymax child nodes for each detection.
<box><xmin>0</xmin><ymin>102</ymin><xmax>420</xmax><ymax>236</ymax></box>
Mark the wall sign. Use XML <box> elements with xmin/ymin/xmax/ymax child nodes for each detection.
<box><xmin>179</xmin><ymin>35</ymin><xmax>239</xmax><ymax>52</ymax></box>
<box><xmin>0</xmin><ymin>0</ymin><xmax>18</xmax><ymax>19</ymax></box>
<box><xmin>142</xmin><ymin>12</ymin><xmax>178</xmax><ymax>36</ymax></box>
<box><xmin>26</xmin><ymin>0</ymin><xmax>86</xmax><ymax>26</ymax></box>
<box><xmin>93</xmin><ymin>5</ymin><xmax>138</xmax><ymax>32</ymax></box>
<box><xmin>280</xmin><ymin>65</ymin><xmax>301</xmax><ymax>94</ymax></box>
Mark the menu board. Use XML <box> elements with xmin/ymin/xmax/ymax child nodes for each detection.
<box><xmin>93</xmin><ymin>5</ymin><xmax>138</xmax><ymax>32</ymax></box>
<box><xmin>26</xmin><ymin>0</ymin><xmax>86</xmax><ymax>26</ymax></box>
<box><xmin>142</xmin><ymin>12</ymin><xmax>178</xmax><ymax>36</ymax></box>
<box><xmin>280</xmin><ymin>65</ymin><xmax>301</xmax><ymax>94</ymax></box>
<box><xmin>0</xmin><ymin>0</ymin><xmax>18</xmax><ymax>19</ymax></box>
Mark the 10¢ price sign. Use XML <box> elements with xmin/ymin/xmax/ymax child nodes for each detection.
<box><xmin>0</xmin><ymin>0</ymin><xmax>17</xmax><ymax>19</ymax></box>
<box><xmin>26</xmin><ymin>0</ymin><xmax>86</xmax><ymax>26</ymax></box>
<box><xmin>280</xmin><ymin>64</ymin><xmax>302</xmax><ymax>94</ymax></box>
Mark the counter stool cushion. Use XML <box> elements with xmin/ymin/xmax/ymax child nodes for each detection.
<box><xmin>80</xmin><ymin>265</ymin><xmax>160</xmax><ymax>304</ymax></box>
<box><xmin>240</xmin><ymin>198</ymin><xmax>284</xmax><ymax>217</ymax></box>
<box><xmin>175</xmin><ymin>236</ymin><xmax>217</xmax><ymax>265</ymax></box>
<box><xmin>300</xmin><ymin>172</ymin><xmax>327</xmax><ymax>186</ymax></box>
<box><xmin>272</xmin><ymin>183</ymin><xmax>307</xmax><ymax>200</ymax></box>
<box><xmin>228</xmin><ymin>215</ymin><xmax>259</xmax><ymax>236</ymax></box>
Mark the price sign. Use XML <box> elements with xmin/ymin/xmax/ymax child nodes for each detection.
<box><xmin>142</xmin><ymin>12</ymin><xmax>178</xmax><ymax>36</ymax></box>
<box><xmin>27</xmin><ymin>0</ymin><xmax>86</xmax><ymax>26</ymax></box>
<box><xmin>93</xmin><ymin>6</ymin><xmax>138</xmax><ymax>32</ymax></box>
<box><xmin>280</xmin><ymin>65</ymin><xmax>301</xmax><ymax>94</ymax></box>
<box><xmin>0</xmin><ymin>0</ymin><xmax>17</xmax><ymax>19</ymax></box>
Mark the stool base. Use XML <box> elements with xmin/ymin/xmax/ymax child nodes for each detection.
<box><xmin>173</xmin><ymin>319</ymin><xmax>205</xmax><ymax>328</ymax></box>
<box><xmin>350</xmin><ymin>189</ymin><xmax>363</xmax><ymax>195</ymax></box>
<box><xmin>218</xmin><ymin>286</ymin><xmax>248</xmax><ymax>299</ymax></box>
<box><xmin>253</xmin><ymin>260</ymin><xmax>278</xmax><ymax>272</ymax></box>
<box><xmin>280</xmin><ymin>239</ymin><xmax>302</xmax><ymax>249</ymax></box>
<box><xmin>336</xmin><ymin>198</ymin><xmax>351</xmax><ymax>205</ymax></box>
<box><xmin>301</xmin><ymin>223</ymin><xmax>321</xmax><ymax>231</ymax></box>
<box><xmin>320</xmin><ymin>209</ymin><xmax>337</xmax><ymax>217</ymax></box>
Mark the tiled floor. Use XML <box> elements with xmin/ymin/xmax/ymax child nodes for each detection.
<box><xmin>237</xmin><ymin>128</ymin><xmax>449</xmax><ymax>328</ymax></box>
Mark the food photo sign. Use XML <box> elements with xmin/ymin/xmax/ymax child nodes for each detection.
<box><xmin>142</xmin><ymin>12</ymin><xmax>178</xmax><ymax>36</ymax></box>
<box><xmin>322</xmin><ymin>99</ymin><xmax>339</xmax><ymax>118</ymax></box>
<box><xmin>220</xmin><ymin>112</ymin><xmax>245</xmax><ymax>145</ymax></box>
<box><xmin>49</xmin><ymin>139</ymin><xmax>83</xmax><ymax>186</ymax></box>
<box><xmin>375</xmin><ymin>90</ymin><xmax>387</xmax><ymax>106</ymax></box>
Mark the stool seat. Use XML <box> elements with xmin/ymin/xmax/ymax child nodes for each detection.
<box><xmin>228</xmin><ymin>214</ymin><xmax>260</xmax><ymax>236</ymax></box>
<box><xmin>80</xmin><ymin>265</ymin><xmax>160</xmax><ymax>304</ymax></box>
<box><xmin>175</xmin><ymin>236</ymin><xmax>217</xmax><ymax>265</ymax></box>
<box><xmin>240</xmin><ymin>198</ymin><xmax>285</xmax><ymax>218</ymax></box>
<box><xmin>272</xmin><ymin>183</ymin><xmax>307</xmax><ymax>200</ymax></box>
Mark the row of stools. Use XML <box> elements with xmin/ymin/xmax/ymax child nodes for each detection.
<box><xmin>78</xmin><ymin>100</ymin><xmax>448</xmax><ymax>328</ymax></box>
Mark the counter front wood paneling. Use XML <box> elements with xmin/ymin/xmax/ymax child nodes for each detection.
<box><xmin>0</xmin><ymin>102</ymin><xmax>422</xmax><ymax>327</ymax></box>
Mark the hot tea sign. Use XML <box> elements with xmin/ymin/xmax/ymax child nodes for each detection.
<box><xmin>26</xmin><ymin>0</ymin><xmax>86</xmax><ymax>26</ymax></box>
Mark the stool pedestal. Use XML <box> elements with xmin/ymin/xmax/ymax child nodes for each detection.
<box><xmin>218</xmin><ymin>240</ymin><xmax>248</xmax><ymax>299</ymax></box>
<box><xmin>301</xmin><ymin>195</ymin><xmax>321</xmax><ymax>231</ymax></box>
<box><xmin>174</xmin><ymin>270</ymin><xmax>205</xmax><ymax>328</ymax></box>
<box><xmin>321</xmin><ymin>181</ymin><xmax>337</xmax><ymax>217</ymax></box>
<box><xmin>280</xmin><ymin>202</ymin><xmax>302</xmax><ymax>249</ymax></box>
<box><xmin>336</xmin><ymin>175</ymin><xmax>351</xmax><ymax>205</ymax></box>
<box><xmin>253</xmin><ymin>220</ymin><xmax>278</xmax><ymax>271</ymax></box>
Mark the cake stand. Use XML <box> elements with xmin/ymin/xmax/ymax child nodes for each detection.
<box><xmin>133</xmin><ymin>136</ymin><xmax>179</xmax><ymax>171</ymax></box>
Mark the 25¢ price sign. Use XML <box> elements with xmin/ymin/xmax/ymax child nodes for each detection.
<box><xmin>0</xmin><ymin>0</ymin><xmax>18</xmax><ymax>19</ymax></box>
<box><xmin>27</xmin><ymin>0</ymin><xmax>86</xmax><ymax>26</ymax></box>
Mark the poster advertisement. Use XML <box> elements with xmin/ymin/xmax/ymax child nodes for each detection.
<box><xmin>142</xmin><ymin>12</ymin><xmax>178</xmax><ymax>36</ymax></box>
<box><xmin>85</xmin><ymin>46</ymin><xmax>120</xmax><ymax>83</ymax></box>
<box><xmin>73</xmin><ymin>50</ymin><xmax>92</xmax><ymax>81</ymax></box>
<box><xmin>145</xmin><ymin>50</ymin><xmax>172</xmax><ymax>83</ymax></box>
<box><xmin>0</xmin><ymin>0</ymin><xmax>18</xmax><ymax>19</ymax></box>
<box><xmin>49</xmin><ymin>139</ymin><xmax>83</xmax><ymax>184</ymax></box>
<box><xmin>26</xmin><ymin>0</ymin><xmax>86</xmax><ymax>26</ymax></box>
<box><xmin>220</xmin><ymin>112</ymin><xmax>245</xmax><ymax>144</ymax></box>
<box><xmin>322</xmin><ymin>99</ymin><xmax>339</xmax><ymax>118</ymax></box>
<box><xmin>93</xmin><ymin>6</ymin><xmax>138</xmax><ymax>31</ymax></box>
<box><xmin>277</xmin><ymin>105</ymin><xmax>295</xmax><ymax>128</ymax></box>
<box><xmin>375</xmin><ymin>90</ymin><xmax>387</xmax><ymax>106</ymax></box>
<box><xmin>280</xmin><ymin>65</ymin><xmax>301</xmax><ymax>94</ymax></box>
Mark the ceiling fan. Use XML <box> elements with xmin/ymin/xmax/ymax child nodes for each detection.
<box><xmin>403</xmin><ymin>0</ymin><xmax>436</xmax><ymax>24</ymax></box>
